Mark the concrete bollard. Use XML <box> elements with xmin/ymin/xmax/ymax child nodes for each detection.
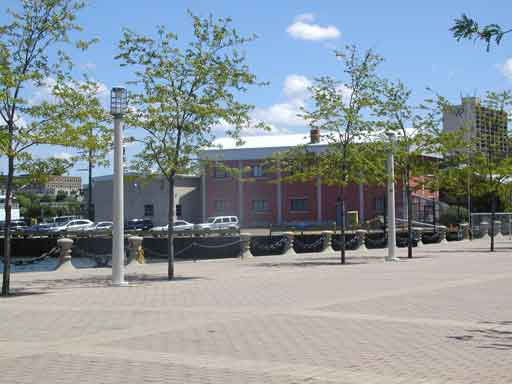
<box><xmin>356</xmin><ymin>229</ymin><xmax>368</xmax><ymax>252</ymax></box>
<box><xmin>480</xmin><ymin>221</ymin><xmax>490</xmax><ymax>240</ymax></box>
<box><xmin>239</xmin><ymin>233</ymin><xmax>254</xmax><ymax>259</ymax></box>
<box><xmin>321</xmin><ymin>231</ymin><xmax>334</xmax><ymax>253</ymax></box>
<box><xmin>282</xmin><ymin>232</ymin><xmax>297</xmax><ymax>256</ymax></box>
<box><xmin>415</xmin><ymin>230</ymin><xmax>423</xmax><ymax>247</ymax></box>
<box><xmin>55</xmin><ymin>238</ymin><xmax>75</xmax><ymax>271</ymax></box>
<box><xmin>126</xmin><ymin>236</ymin><xmax>144</xmax><ymax>266</ymax></box>
<box><xmin>493</xmin><ymin>220</ymin><xmax>503</xmax><ymax>239</ymax></box>
<box><xmin>439</xmin><ymin>228</ymin><xmax>448</xmax><ymax>244</ymax></box>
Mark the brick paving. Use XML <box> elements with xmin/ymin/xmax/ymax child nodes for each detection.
<box><xmin>1</xmin><ymin>238</ymin><xmax>512</xmax><ymax>383</ymax></box>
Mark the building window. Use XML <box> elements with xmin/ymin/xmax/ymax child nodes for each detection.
<box><xmin>290</xmin><ymin>198</ymin><xmax>307</xmax><ymax>212</ymax></box>
<box><xmin>252</xmin><ymin>165</ymin><xmax>264</xmax><ymax>177</ymax></box>
<box><xmin>375</xmin><ymin>198</ymin><xmax>385</xmax><ymax>213</ymax></box>
<box><xmin>214</xmin><ymin>167</ymin><xmax>227</xmax><ymax>178</ymax></box>
<box><xmin>252</xmin><ymin>200</ymin><xmax>269</xmax><ymax>212</ymax></box>
<box><xmin>144</xmin><ymin>204</ymin><xmax>154</xmax><ymax>217</ymax></box>
<box><xmin>214</xmin><ymin>200</ymin><xmax>226</xmax><ymax>212</ymax></box>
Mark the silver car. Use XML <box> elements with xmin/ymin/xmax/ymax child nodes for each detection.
<box><xmin>50</xmin><ymin>219</ymin><xmax>94</xmax><ymax>233</ymax></box>
<box><xmin>83</xmin><ymin>221</ymin><xmax>113</xmax><ymax>232</ymax></box>
<box><xmin>195</xmin><ymin>216</ymin><xmax>239</xmax><ymax>231</ymax></box>
<box><xmin>150</xmin><ymin>220</ymin><xmax>194</xmax><ymax>232</ymax></box>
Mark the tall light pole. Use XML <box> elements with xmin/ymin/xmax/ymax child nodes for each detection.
<box><xmin>110</xmin><ymin>87</ymin><xmax>128</xmax><ymax>286</ymax></box>
<box><xmin>386</xmin><ymin>132</ymin><xmax>400</xmax><ymax>262</ymax></box>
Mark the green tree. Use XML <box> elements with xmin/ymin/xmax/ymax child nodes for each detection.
<box><xmin>375</xmin><ymin>80</ymin><xmax>444</xmax><ymax>258</ymax></box>
<box><xmin>451</xmin><ymin>14</ymin><xmax>511</xmax><ymax>50</ymax></box>
<box><xmin>272</xmin><ymin>46</ymin><xmax>383</xmax><ymax>264</ymax></box>
<box><xmin>116</xmin><ymin>12</ymin><xmax>264</xmax><ymax>279</ymax></box>
<box><xmin>0</xmin><ymin>0</ymin><xmax>101</xmax><ymax>295</ymax></box>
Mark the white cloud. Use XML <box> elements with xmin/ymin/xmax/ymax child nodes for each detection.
<box><xmin>252</xmin><ymin>101</ymin><xmax>305</xmax><ymax>127</ymax></box>
<box><xmin>251</xmin><ymin>74</ymin><xmax>314</xmax><ymax>129</ymax></box>
<box><xmin>287</xmin><ymin>14</ymin><xmax>341</xmax><ymax>41</ymax></box>
<box><xmin>335</xmin><ymin>84</ymin><xmax>353</xmax><ymax>104</ymax></box>
<box><xmin>283</xmin><ymin>74</ymin><xmax>312</xmax><ymax>100</ymax></box>
<box><xmin>54</xmin><ymin>152</ymin><xmax>74</xmax><ymax>161</ymax></box>
<box><xmin>29</xmin><ymin>76</ymin><xmax>109</xmax><ymax>106</ymax></box>
<box><xmin>30</xmin><ymin>77</ymin><xmax>58</xmax><ymax>105</ymax></box>
<box><xmin>499</xmin><ymin>58</ymin><xmax>512</xmax><ymax>80</ymax></box>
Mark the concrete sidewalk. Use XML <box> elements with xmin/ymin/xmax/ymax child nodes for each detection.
<box><xmin>1</xmin><ymin>238</ymin><xmax>511</xmax><ymax>383</ymax></box>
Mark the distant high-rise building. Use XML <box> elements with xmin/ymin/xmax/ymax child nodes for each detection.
<box><xmin>443</xmin><ymin>97</ymin><xmax>509</xmax><ymax>156</ymax></box>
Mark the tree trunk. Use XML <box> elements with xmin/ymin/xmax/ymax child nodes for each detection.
<box><xmin>490</xmin><ymin>191</ymin><xmax>496</xmax><ymax>252</ymax></box>
<box><xmin>2</xmin><ymin>155</ymin><xmax>14</xmax><ymax>296</ymax></box>
<box><xmin>167</xmin><ymin>174</ymin><xmax>176</xmax><ymax>280</ymax></box>
<box><xmin>340</xmin><ymin>186</ymin><xmax>346</xmax><ymax>265</ymax></box>
<box><xmin>406</xmin><ymin>169</ymin><xmax>413</xmax><ymax>259</ymax></box>
<box><xmin>88</xmin><ymin>149</ymin><xmax>93</xmax><ymax>221</ymax></box>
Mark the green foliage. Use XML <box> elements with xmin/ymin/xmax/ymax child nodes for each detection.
<box><xmin>451</xmin><ymin>14</ymin><xmax>511</xmax><ymax>50</ymax></box>
<box><xmin>0</xmin><ymin>0</ymin><xmax>110</xmax><ymax>177</ymax></box>
<box><xmin>439</xmin><ymin>206</ymin><xmax>469</xmax><ymax>226</ymax></box>
<box><xmin>0</xmin><ymin>0</ymin><xmax>103</xmax><ymax>294</ymax></box>
<box><xmin>116</xmin><ymin>12</ymin><xmax>265</xmax><ymax>180</ymax></box>
<box><xmin>270</xmin><ymin>46</ymin><xmax>384</xmax><ymax>190</ymax></box>
<box><xmin>374</xmin><ymin>80</ymin><xmax>441</xmax><ymax>191</ymax></box>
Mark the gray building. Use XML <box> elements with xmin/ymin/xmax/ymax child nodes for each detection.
<box><xmin>91</xmin><ymin>173</ymin><xmax>201</xmax><ymax>226</ymax></box>
<box><xmin>443</xmin><ymin>97</ymin><xmax>509</xmax><ymax>156</ymax></box>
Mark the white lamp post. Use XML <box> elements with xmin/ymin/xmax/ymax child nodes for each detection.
<box><xmin>110</xmin><ymin>87</ymin><xmax>128</xmax><ymax>286</ymax></box>
<box><xmin>386</xmin><ymin>132</ymin><xmax>400</xmax><ymax>262</ymax></box>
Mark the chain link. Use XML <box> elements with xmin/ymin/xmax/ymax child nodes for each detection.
<box><xmin>12</xmin><ymin>246</ymin><xmax>60</xmax><ymax>266</ymax></box>
<box><xmin>251</xmin><ymin>237</ymin><xmax>288</xmax><ymax>252</ymax></box>
<box><xmin>293</xmin><ymin>236</ymin><xmax>325</xmax><ymax>250</ymax></box>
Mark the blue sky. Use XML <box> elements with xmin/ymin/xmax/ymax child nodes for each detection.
<box><xmin>2</xmin><ymin>0</ymin><xmax>512</xmax><ymax>179</ymax></box>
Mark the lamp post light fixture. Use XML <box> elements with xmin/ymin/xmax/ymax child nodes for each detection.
<box><xmin>385</xmin><ymin>132</ymin><xmax>400</xmax><ymax>262</ymax></box>
<box><xmin>110</xmin><ymin>87</ymin><xmax>128</xmax><ymax>286</ymax></box>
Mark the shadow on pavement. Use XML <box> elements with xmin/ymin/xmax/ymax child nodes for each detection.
<box><xmin>10</xmin><ymin>274</ymin><xmax>205</xmax><ymax>292</ymax></box>
<box><xmin>447</xmin><ymin>322</ymin><xmax>512</xmax><ymax>351</ymax></box>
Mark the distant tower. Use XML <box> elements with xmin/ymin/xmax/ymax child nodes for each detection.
<box><xmin>443</xmin><ymin>97</ymin><xmax>509</xmax><ymax>157</ymax></box>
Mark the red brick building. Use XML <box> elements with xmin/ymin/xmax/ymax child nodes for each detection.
<box><xmin>199</xmin><ymin>131</ymin><xmax>438</xmax><ymax>226</ymax></box>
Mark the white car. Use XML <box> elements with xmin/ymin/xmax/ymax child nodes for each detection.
<box><xmin>50</xmin><ymin>219</ymin><xmax>94</xmax><ymax>233</ymax></box>
<box><xmin>83</xmin><ymin>221</ymin><xmax>113</xmax><ymax>232</ymax></box>
<box><xmin>195</xmin><ymin>216</ymin><xmax>239</xmax><ymax>231</ymax></box>
<box><xmin>150</xmin><ymin>220</ymin><xmax>194</xmax><ymax>232</ymax></box>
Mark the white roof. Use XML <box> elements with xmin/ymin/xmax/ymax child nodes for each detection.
<box><xmin>199</xmin><ymin>130</ymin><xmax>443</xmax><ymax>161</ymax></box>
<box><xmin>210</xmin><ymin>134</ymin><xmax>323</xmax><ymax>150</ymax></box>
<box><xmin>201</xmin><ymin>133</ymin><xmax>328</xmax><ymax>161</ymax></box>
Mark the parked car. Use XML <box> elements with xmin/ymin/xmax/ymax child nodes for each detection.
<box><xmin>8</xmin><ymin>219</ymin><xmax>28</xmax><ymax>232</ymax></box>
<box><xmin>125</xmin><ymin>219</ymin><xmax>153</xmax><ymax>231</ymax></box>
<box><xmin>49</xmin><ymin>219</ymin><xmax>94</xmax><ymax>233</ymax></box>
<box><xmin>23</xmin><ymin>222</ymin><xmax>57</xmax><ymax>235</ymax></box>
<box><xmin>51</xmin><ymin>216</ymin><xmax>79</xmax><ymax>225</ymax></box>
<box><xmin>150</xmin><ymin>220</ymin><xmax>194</xmax><ymax>232</ymax></box>
<box><xmin>195</xmin><ymin>216</ymin><xmax>239</xmax><ymax>231</ymax></box>
<box><xmin>83</xmin><ymin>221</ymin><xmax>113</xmax><ymax>232</ymax></box>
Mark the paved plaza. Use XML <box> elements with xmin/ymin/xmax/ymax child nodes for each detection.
<box><xmin>1</xmin><ymin>238</ymin><xmax>512</xmax><ymax>383</ymax></box>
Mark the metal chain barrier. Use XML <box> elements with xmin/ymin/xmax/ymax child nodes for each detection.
<box><xmin>143</xmin><ymin>239</ymin><xmax>242</xmax><ymax>259</ymax></box>
<box><xmin>251</xmin><ymin>237</ymin><xmax>288</xmax><ymax>252</ymax></box>
<box><xmin>12</xmin><ymin>246</ymin><xmax>60</xmax><ymax>266</ymax></box>
<box><xmin>332</xmin><ymin>236</ymin><xmax>360</xmax><ymax>249</ymax></box>
<box><xmin>293</xmin><ymin>235</ymin><xmax>325</xmax><ymax>251</ymax></box>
